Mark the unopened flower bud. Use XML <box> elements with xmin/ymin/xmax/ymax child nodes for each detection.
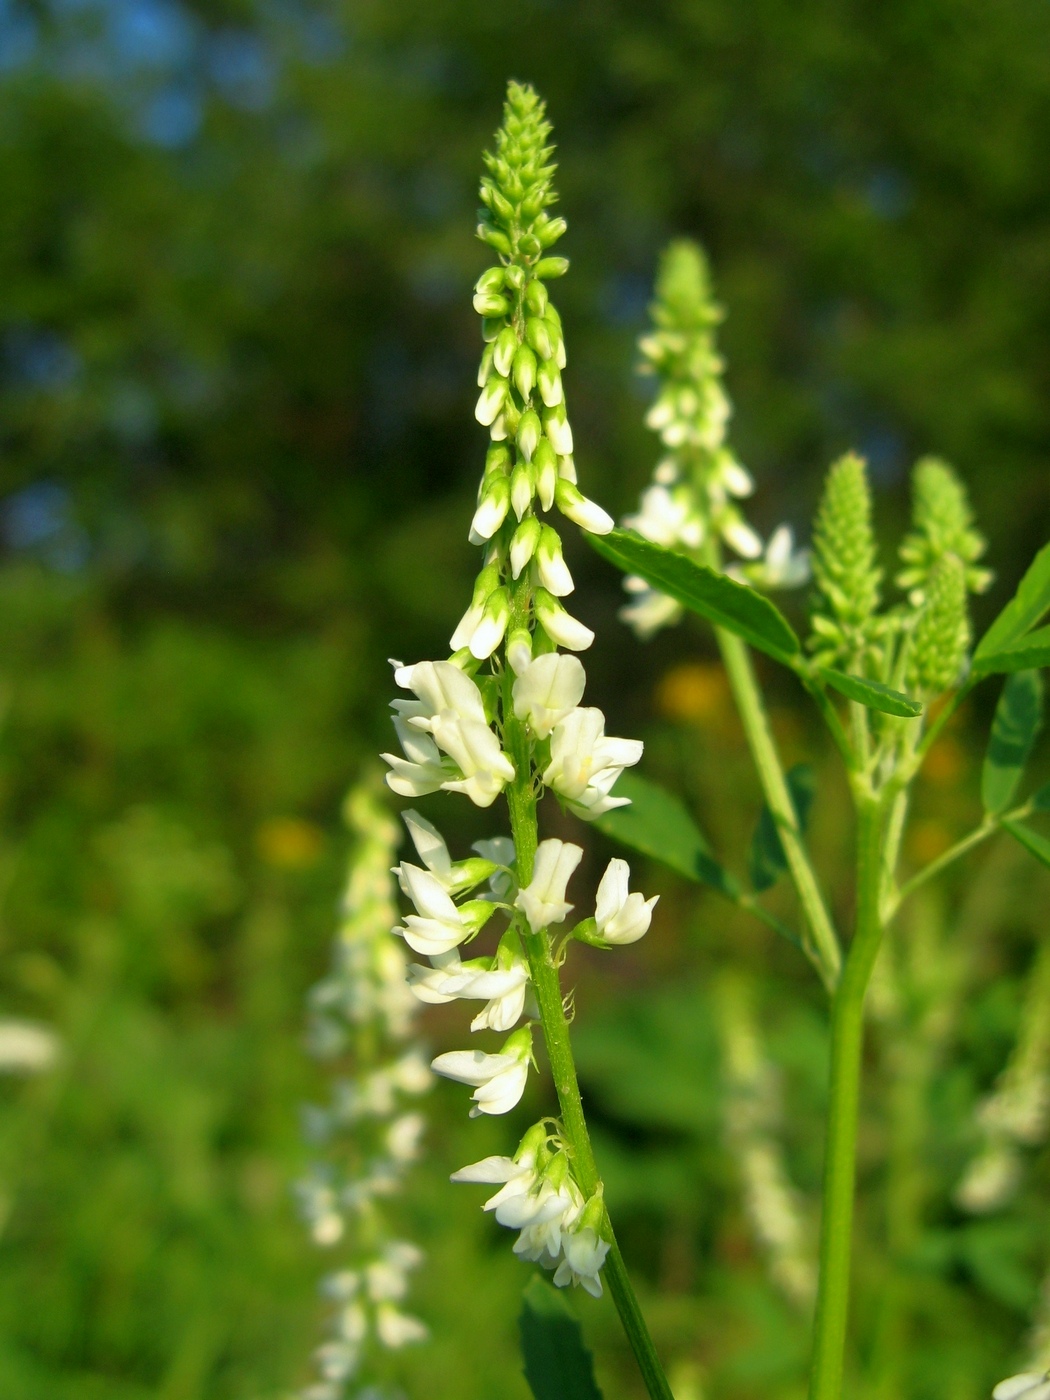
<box><xmin>477</xmin><ymin>342</ymin><xmax>494</xmax><ymax>388</ymax></box>
<box><xmin>524</xmin><ymin>279</ymin><xmax>548</xmax><ymax>316</ymax></box>
<box><xmin>535</xmin><ymin>588</ymin><xmax>594</xmax><ymax>651</ymax></box>
<box><xmin>543</xmin><ymin>405</ymin><xmax>573</xmax><ymax>456</ymax></box>
<box><xmin>557</xmin><ymin>454</ymin><xmax>577</xmax><ymax>484</ymax></box>
<box><xmin>555</xmin><ymin>479</ymin><xmax>613</xmax><ymax>535</ymax></box>
<box><xmin>506</xmin><ymin>628</ymin><xmax>533</xmax><ymax>676</ymax></box>
<box><xmin>493</xmin><ymin>326</ymin><xmax>519</xmax><ymax>378</ymax></box>
<box><xmin>536</xmin><ymin>526</ymin><xmax>574</xmax><ymax>596</ymax></box>
<box><xmin>469</xmin><ymin>587</ymin><xmax>510</xmax><ymax>660</ymax></box>
<box><xmin>534</xmin><ymin>256</ymin><xmax>569</xmax><ymax>279</ymax></box>
<box><xmin>535</xmin><ymin>215</ymin><xmax>567</xmax><ymax>247</ymax></box>
<box><xmin>510</xmin><ymin>517</ymin><xmax>543</xmax><ymax>578</ymax></box>
<box><xmin>477</xmin><ymin>222</ymin><xmax>511</xmax><ymax>255</ymax></box>
<box><xmin>470</xmin><ymin>476</ymin><xmax>510</xmax><ymax>541</ymax></box>
<box><xmin>473</xmin><ymin>292</ymin><xmax>510</xmax><ymax>317</ymax></box>
<box><xmin>537</xmin><ymin>449</ymin><xmax>558</xmax><ymax>511</ymax></box>
<box><xmin>513</xmin><ymin>344</ymin><xmax>538</xmax><ymax>400</ymax></box>
<box><xmin>517</xmin><ymin>410</ymin><xmax>542</xmax><ymax>463</ymax></box>
<box><xmin>475</xmin><ymin>266</ymin><xmax>505</xmax><ymax>294</ymax></box>
<box><xmin>475</xmin><ymin>377</ymin><xmax>507</xmax><ymax>427</ymax></box>
<box><xmin>511</xmin><ymin>463</ymin><xmax>535</xmax><ymax>521</ymax></box>
<box><xmin>504</xmin><ymin>263</ymin><xmax>526</xmax><ymax>291</ymax></box>
<box><xmin>525</xmin><ymin>317</ymin><xmax>553</xmax><ymax>361</ymax></box>
<box><xmin>537</xmin><ymin>360</ymin><xmax>562</xmax><ymax>407</ymax></box>
<box><xmin>484</xmin><ymin>442</ymin><xmax>511</xmax><ymax>479</ymax></box>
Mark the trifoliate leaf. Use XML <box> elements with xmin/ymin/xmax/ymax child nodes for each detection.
<box><xmin>971</xmin><ymin>624</ymin><xmax>1050</xmax><ymax>678</ymax></box>
<box><xmin>982</xmin><ymin>671</ymin><xmax>1044</xmax><ymax>815</ymax></box>
<box><xmin>748</xmin><ymin>764</ymin><xmax>815</xmax><ymax>893</ymax></box>
<box><xmin>594</xmin><ymin>771</ymin><xmax>739</xmax><ymax>899</ymax></box>
<box><xmin>520</xmin><ymin>1276</ymin><xmax>604</xmax><ymax>1400</ymax></box>
<box><xmin>819</xmin><ymin>668</ymin><xmax>923</xmax><ymax>718</ymax></box>
<box><xmin>589</xmin><ymin>530</ymin><xmax>800</xmax><ymax>665</ymax></box>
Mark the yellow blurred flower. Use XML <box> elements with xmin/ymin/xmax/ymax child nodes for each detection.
<box><xmin>256</xmin><ymin>817</ymin><xmax>325</xmax><ymax>870</ymax></box>
<box><xmin>923</xmin><ymin>736</ymin><xmax>965</xmax><ymax>786</ymax></box>
<box><xmin>656</xmin><ymin>662</ymin><xmax>731</xmax><ymax>725</ymax></box>
<box><xmin>908</xmin><ymin>819</ymin><xmax>953</xmax><ymax>865</ymax></box>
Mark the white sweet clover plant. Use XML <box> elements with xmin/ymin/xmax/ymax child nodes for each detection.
<box><xmin>294</xmin><ymin>783</ymin><xmax>430</xmax><ymax>1400</ymax></box>
<box><xmin>381</xmin><ymin>82</ymin><xmax>672</xmax><ymax>1395</ymax></box>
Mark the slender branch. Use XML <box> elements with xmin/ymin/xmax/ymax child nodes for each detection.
<box><xmin>887</xmin><ymin>800</ymin><xmax>1033</xmax><ymax>919</ymax></box>
<box><xmin>717</xmin><ymin>627</ymin><xmax>843</xmax><ymax>992</ymax></box>
<box><xmin>504</xmin><ymin>726</ymin><xmax>674</xmax><ymax>1400</ymax></box>
<box><xmin>808</xmin><ymin>795</ymin><xmax>886</xmax><ymax>1400</ymax></box>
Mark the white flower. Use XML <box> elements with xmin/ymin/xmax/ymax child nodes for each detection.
<box><xmin>472</xmin><ymin>835</ymin><xmax>517</xmax><ymax>900</ymax></box>
<box><xmin>400</xmin><ymin>809</ymin><xmax>452</xmax><ymax>884</ymax></box>
<box><xmin>534</xmin><ymin>589</ymin><xmax>594</xmax><ymax>651</ymax></box>
<box><xmin>993</xmin><ymin>1375</ymin><xmax>1050</xmax><ymax>1400</ymax></box>
<box><xmin>382</xmin><ymin>717</ymin><xmax>447</xmax><ymax>798</ymax></box>
<box><xmin>515</xmin><ymin>839</ymin><xmax>583</xmax><ymax>932</ymax></box>
<box><xmin>543</xmin><ymin>707</ymin><xmax>643</xmax><ymax>819</ymax></box>
<box><xmin>385</xmin><ymin>1112</ymin><xmax>426</xmax><ymax>1162</ymax></box>
<box><xmin>431</xmin><ymin>1027</ymin><xmax>532</xmax><ymax>1117</ymax></box>
<box><xmin>450</xmin><ymin>1152</ymin><xmax>532</xmax><ymax>1188</ymax></box>
<box><xmin>407</xmin><ymin>947</ymin><xmax>530</xmax><ymax>1032</ymax></box>
<box><xmin>394</xmin><ymin>864</ymin><xmax>473</xmax><ymax>956</ymax></box>
<box><xmin>470</xmin><ymin>477</ymin><xmax>510</xmax><ymax>542</ymax></box>
<box><xmin>450</xmin><ymin>586</ymin><xmax>510</xmax><ymax>660</ymax></box>
<box><xmin>391</xmin><ymin>658</ymin><xmax>488</xmax><ymax>731</ymax></box>
<box><xmin>754</xmin><ymin>525</ymin><xmax>811</xmax><ymax>589</ymax></box>
<box><xmin>553</xmin><ymin>1224</ymin><xmax>610</xmax><ymax>1298</ymax></box>
<box><xmin>315</xmin><ymin>1340</ymin><xmax>358</xmax><ymax>1383</ymax></box>
<box><xmin>429</xmin><ymin>713</ymin><xmax>515</xmax><ymax>809</ymax></box>
<box><xmin>594</xmin><ymin>858</ymin><xmax>659</xmax><ymax>944</ymax></box>
<box><xmin>0</xmin><ymin>1019</ymin><xmax>58</xmax><ymax>1074</ymax></box>
<box><xmin>375</xmin><ymin>1304</ymin><xmax>428</xmax><ymax>1349</ymax></box>
<box><xmin>619</xmin><ymin>576</ymin><xmax>683</xmax><ymax>639</ymax></box>
<box><xmin>721</xmin><ymin>515</ymin><xmax>763</xmax><ymax>559</ymax></box>
<box><xmin>624</xmin><ymin>483</ymin><xmax>703</xmax><ymax>549</ymax></box>
<box><xmin>512</xmin><ymin>653</ymin><xmax>586</xmax><ymax>740</ymax></box>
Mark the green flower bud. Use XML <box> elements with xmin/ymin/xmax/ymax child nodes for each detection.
<box><xmin>475</xmin><ymin>376</ymin><xmax>508</xmax><ymax>427</ymax></box>
<box><xmin>510</xmin><ymin>516</ymin><xmax>543</xmax><ymax>578</ymax></box>
<box><xmin>908</xmin><ymin>554</ymin><xmax>970</xmax><ymax>696</ymax></box>
<box><xmin>475</xmin><ymin>266</ymin><xmax>506</xmax><ymax>293</ymax></box>
<box><xmin>535</xmin><ymin>215</ymin><xmax>567</xmax><ymax>247</ymax></box>
<box><xmin>476</xmin><ymin>342</ymin><xmax>495</xmax><ymax>388</ymax></box>
<box><xmin>476</xmin><ymin>222</ymin><xmax>511</xmax><ymax>255</ymax></box>
<box><xmin>492</xmin><ymin>326</ymin><xmax>519</xmax><ymax>378</ymax></box>
<box><xmin>526</xmin><ymin>317</ymin><xmax>554</xmax><ymax>361</ymax></box>
<box><xmin>535</xmin><ymin>256</ymin><xmax>569</xmax><ymax>279</ymax></box>
<box><xmin>897</xmin><ymin>457</ymin><xmax>991</xmax><ymax>600</ymax></box>
<box><xmin>484</xmin><ymin>442</ymin><xmax>512</xmax><ymax>477</ymax></box>
<box><xmin>809</xmin><ymin>453</ymin><xmax>882</xmax><ymax>664</ymax></box>
<box><xmin>481</xmin><ymin>317</ymin><xmax>502</xmax><ymax>342</ymax></box>
<box><xmin>525</xmin><ymin>279</ymin><xmax>549</xmax><ymax>316</ymax></box>
<box><xmin>472</xmin><ymin>291</ymin><xmax>510</xmax><ymax>317</ymax></box>
<box><xmin>513</xmin><ymin>343</ymin><xmax>538</xmax><ymax>400</ymax></box>
<box><xmin>504</xmin><ymin>263</ymin><xmax>526</xmax><ymax>291</ymax></box>
<box><xmin>543</xmin><ymin>404</ymin><xmax>573</xmax><ymax>456</ymax></box>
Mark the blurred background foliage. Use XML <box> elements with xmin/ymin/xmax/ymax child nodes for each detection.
<box><xmin>0</xmin><ymin>0</ymin><xmax>1049</xmax><ymax>1396</ymax></box>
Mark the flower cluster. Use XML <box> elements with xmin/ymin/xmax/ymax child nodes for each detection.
<box><xmin>994</xmin><ymin>1372</ymin><xmax>1050</xmax><ymax>1400</ymax></box>
<box><xmin>381</xmin><ymin>82</ymin><xmax>658</xmax><ymax>1300</ymax></box>
<box><xmin>294</xmin><ymin>784</ymin><xmax>429</xmax><ymax>1400</ymax></box>
<box><xmin>621</xmin><ymin>240</ymin><xmax>809</xmax><ymax>639</ymax></box>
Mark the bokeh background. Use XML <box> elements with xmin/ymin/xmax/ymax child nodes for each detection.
<box><xmin>2</xmin><ymin>1</ymin><xmax>1050</xmax><ymax>1397</ymax></box>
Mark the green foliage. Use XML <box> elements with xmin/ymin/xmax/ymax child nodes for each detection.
<box><xmin>748</xmin><ymin>764</ymin><xmax>815</xmax><ymax>893</ymax></box>
<box><xmin>594</xmin><ymin>772</ymin><xmax>737</xmax><ymax>898</ymax></box>
<box><xmin>809</xmin><ymin>454</ymin><xmax>882</xmax><ymax>667</ymax></box>
<box><xmin>519</xmin><ymin>1277</ymin><xmax>604</xmax><ymax>1400</ymax></box>
<box><xmin>589</xmin><ymin>531</ymin><xmax>800</xmax><ymax>664</ymax></box>
<box><xmin>907</xmin><ymin>554</ymin><xmax>971</xmax><ymax>697</ymax></box>
<box><xmin>982</xmin><ymin>671</ymin><xmax>1044</xmax><ymax>815</ymax></box>
<box><xmin>976</xmin><ymin>542</ymin><xmax>1050</xmax><ymax>667</ymax></box>
<box><xmin>818</xmin><ymin>668</ymin><xmax>922</xmax><ymax>718</ymax></box>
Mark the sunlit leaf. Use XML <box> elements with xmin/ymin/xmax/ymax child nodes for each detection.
<box><xmin>594</xmin><ymin>770</ymin><xmax>740</xmax><ymax>898</ymax></box>
<box><xmin>1003</xmin><ymin>818</ymin><xmax>1050</xmax><ymax>871</ymax></box>
<box><xmin>819</xmin><ymin>667</ymin><xmax>923</xmax><ymax>717</ymax></box>
<box><xmin>748</xmin><ymin>764</ymin><xmax>815</xmax><ymax>892</ymax></box>
<box><xmin>587</xmin><ymin>529</ymin><xmax>800</xmax><ymax>664</ymax></box>
<box><xmin>981</xmin><ymin>670</ymin><xmax>1044</xmax><ymax>814</ymax></box>
<box><xmin>971</xmin><ymin>624</ymin><xmax>1050</xmax><ymax>677</ymax></box>
<box><xmin>520</xmin><ymin>1276</ymin><xmax>603</xmax><ymax>1400</ymax></box>
<box><xmin>974</xmin><ymin>540</ymin><xmax>1050</xmax><ymax>659</ymax></box>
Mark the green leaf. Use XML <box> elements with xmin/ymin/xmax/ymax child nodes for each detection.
<box><xmin>971</xmin><ymin>624</ymin><xmax>1050</xmax><ymax>677</ymax></box>
<box><xmin>748</xmin><ymin>764</ymin><xmax>816</xmax><ymax>893</ymax></box>
<box><xmin>1032</xmin><ymin>781</ymin><xmax>1050</xmax><ymax>812</ymax></box>
<box><xmin>588</xmin><ymin>529</ymin><xmax>800</xmax><ymax>664</ymax></box>
<box><xmin>975</xmin><ymin>540</ymin><xmax>1050</xmax><ymax>659</ymax></box>
<box><xmin>1003</xmin><ymin>819</ymin><xmax>1050</xmax><ymax>871</ymax></box>
<box><xmin>520</xmin><ymin>1276</ymin><xmax>604</xmax><ymax>1400</ymax></box>
<box><xmin>819</xmin><ymin>667</ymin><xmax>923</xmax><ymax>718</ymax></box>
<box><xmin>594</xmin><ymin>771</ymin><xmax>739</xmax><ymax>899</ymax></box>
<box><xmin>981</xmin><ymin>670</ymin><xmax>1044</xmax><ymax>814</ymax></box>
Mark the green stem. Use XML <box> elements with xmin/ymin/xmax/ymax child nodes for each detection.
<box><xmin>505</xmin><ymin>736</ymin><xmax>674</xmax><ymax>1400</ymax></box>
<box><xmin>808</xmin><ymin>796</ymin><xmax>885</xmax><ymax>1400</ymax></box>
<box><xmin>717</xmin><ymin>627</ymin><xmax>842</xmax><ymax>992</ymax></box>
<box><xmin>887</xmin><ymin>799</ymin><xmax>1032</xmax><ymax>919</ymax></box>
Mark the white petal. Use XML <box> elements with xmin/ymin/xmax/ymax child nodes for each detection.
<box><xmin>595</xmin><ymin>858</ymin><xmax>631</xmax><ymax>930</ymax></box>
<box><xmin>450</xmin><ymin>1155</ymin><xmax>521</xmax><ymax>1184</ymax></box>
